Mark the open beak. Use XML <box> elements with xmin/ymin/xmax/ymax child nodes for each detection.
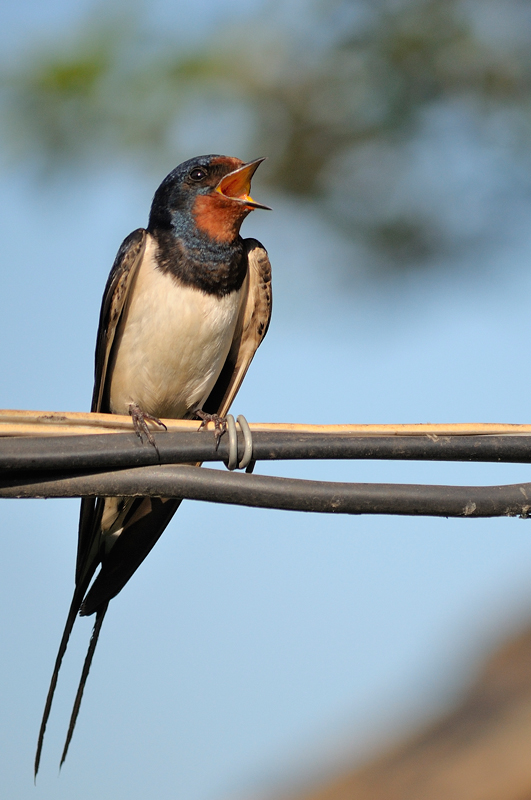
<box><xmin>215</xmin><ymin>158</ymin><xmax>272</xmax><ymax>210</ymax></box>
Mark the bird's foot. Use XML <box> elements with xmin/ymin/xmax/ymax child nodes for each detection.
<box><xmin>128</xmin><ymin>402</ymin><xmax>167</xmax><ymax>446</ymax></box>
<box><xmin>194</xmin><ymin>409</ymin><xmax>227</xmax><ymax>448</ymax></box>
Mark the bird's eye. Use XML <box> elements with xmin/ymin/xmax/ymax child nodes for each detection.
<box><xmin>189</xmin><ymin>167</ymin><xmax>207</xmax><ymax>181</ymax></box>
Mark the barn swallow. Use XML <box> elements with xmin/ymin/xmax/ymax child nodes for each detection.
<box><xmin>34</xmin><ymin>155</ymin><xmax>272</xmax><ymax>775</ymax></box>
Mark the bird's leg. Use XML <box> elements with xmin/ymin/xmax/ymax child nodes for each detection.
<box><xmin>128</xmin><ymin>402</ymin><xmax>167</xmax><ymax>446</ymax></box>
<box><xmin>194</xmin><ymin>409</ymin><xmax>228</xmax><ymax>448</ymax></box>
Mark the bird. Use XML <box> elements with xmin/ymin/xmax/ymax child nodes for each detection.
<box><xmin>34</xmin><ymin>154</ymin><xmax>272</xmax><ymax>776</ymax></box>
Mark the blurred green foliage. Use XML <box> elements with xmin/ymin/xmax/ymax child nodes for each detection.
<box><xmin>2</xmin><ymin>0</ymin><xmax>531</xmax><ymax>268</ymax></box>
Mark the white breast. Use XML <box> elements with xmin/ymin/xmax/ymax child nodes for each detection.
<box><xmin>108</xmin><ymin>238</ymin><xmax>243</xmax><ymax>419</ymax></box>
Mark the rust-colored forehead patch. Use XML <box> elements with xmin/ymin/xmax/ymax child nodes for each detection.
<box><xmin>192</xmin><ymin>193</ymin><xmax>251</xmax><ymax>243</ymax></box>
<box><xmin>209</xmin><ymin>156</ymin><xmax>245</xmax><ymax>176</ymax></box>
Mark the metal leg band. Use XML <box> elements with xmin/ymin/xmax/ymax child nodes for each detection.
<box><xmin>236</xmin><ymin>415</ymin><xmax>254</xmax><ymax>471</ymax></box>
<box><xmin>224</xmin><ymin>414</ymin><xmax>254</xmax><ymax>471</ymax></box>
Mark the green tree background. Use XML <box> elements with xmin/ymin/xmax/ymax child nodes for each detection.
<box><xmin>3</xmin><ymin>0</ymin><xmax>531</xmax><ymax>269</ymax></box>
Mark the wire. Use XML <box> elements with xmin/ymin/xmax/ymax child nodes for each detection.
<box><xmin>1</xmin><ymin>464</ymin><xmax>530</xmax><ymax>519</ymax></box>
<box><xmin>1</xmin><ymin>432</ymin><xmax>531</xmax><ymax>473</ymax></box>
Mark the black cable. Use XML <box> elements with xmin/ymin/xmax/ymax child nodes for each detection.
<box><xmin>1</xmin><ymin>464</ymin><xmax>530</xmax><ymax>519</ymax></box>
<box><xmin>2</xmin><ymin>432</ymin><xmax>531</xmax><ymax>474</ymax></box>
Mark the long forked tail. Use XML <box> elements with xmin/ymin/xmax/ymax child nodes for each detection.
<box><xmin>34</xmin><ymin>583</ymin><xmax>88</xmax><ymax>780</ymax></box>
<box><xmin>60</xmin><ymin>603</ymin><xmax>109</xmax><ymax>769</ymax></box>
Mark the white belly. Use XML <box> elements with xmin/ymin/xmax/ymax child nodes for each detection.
<box><xmin>108</xmin><ymin>243</ymin><xmax>242</xmax><ymax>419</ymax></box>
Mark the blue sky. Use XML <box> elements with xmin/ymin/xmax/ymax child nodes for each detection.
<box><xmin>3</xmin><ymin>3</ymin><xmax>531</xmax><ymax>800</ymax></box>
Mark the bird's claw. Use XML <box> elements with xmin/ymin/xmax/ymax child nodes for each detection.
<box><xmin>128</xmin><ymin>402</ymin><xmax>167</xmax><ymax>446</ymax></box>
<box><xmin>195</xmin><ymin>409</ymin><xmax>227</xmax><ymax>448</ymax></box>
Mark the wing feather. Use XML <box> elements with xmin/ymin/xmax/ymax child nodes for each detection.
<box><xmin>91</xmin><ymin>229</ymin><xmax>147</xmax><ymax>414</ymax></box>
<box><xmin>76</xmin><ymin>230</ymin><xmax>147</xmax><ymax>583</ymax></box>
<box><xmin>203</xmin><ymin>238</ymin><xmax>272</xmax><ymax>416</ymax></box>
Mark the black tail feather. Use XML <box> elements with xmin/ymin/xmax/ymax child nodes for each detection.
<box><xmin>60</xmin><ymin>603</ymin><xmax>109</xmax><ymax>769</ymax></box>
<box><xmin>80</xmin><ymin>498</ymin><xmax>182</xmax><ymax>616</ymax></box>
<box><xmin>34</xmin><ymin>580</ymin><xmax>90</xmax><ymax>780</ymax></box>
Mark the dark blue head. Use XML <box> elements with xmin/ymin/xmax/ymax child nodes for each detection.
<box><xmin>148</xmin><ymin>155</ymin><xmax>270</xmax><ymax>243</ymax></box>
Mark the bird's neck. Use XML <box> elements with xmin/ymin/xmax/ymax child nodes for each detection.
<box><xmin>152</xmin><ymin>227</ymin><xmax>247</xmax><ymax>297</ymax></box>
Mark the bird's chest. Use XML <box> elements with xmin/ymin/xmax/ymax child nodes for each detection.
<box><xmin>108</xmin><ymin>253</ymin><xmax>243</xmax><ymax>419</ymax></box>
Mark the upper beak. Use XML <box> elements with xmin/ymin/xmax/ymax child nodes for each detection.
<box><xmin>215</xmin><ymin>158</ymin><xmax>272</xmax><ymax>210</ymax></box>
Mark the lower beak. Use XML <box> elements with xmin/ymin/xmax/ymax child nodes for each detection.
<box><xmin>215</xmin><ymin>158</ymin><xmax>272</xmax><ymax>210</ymax></box>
